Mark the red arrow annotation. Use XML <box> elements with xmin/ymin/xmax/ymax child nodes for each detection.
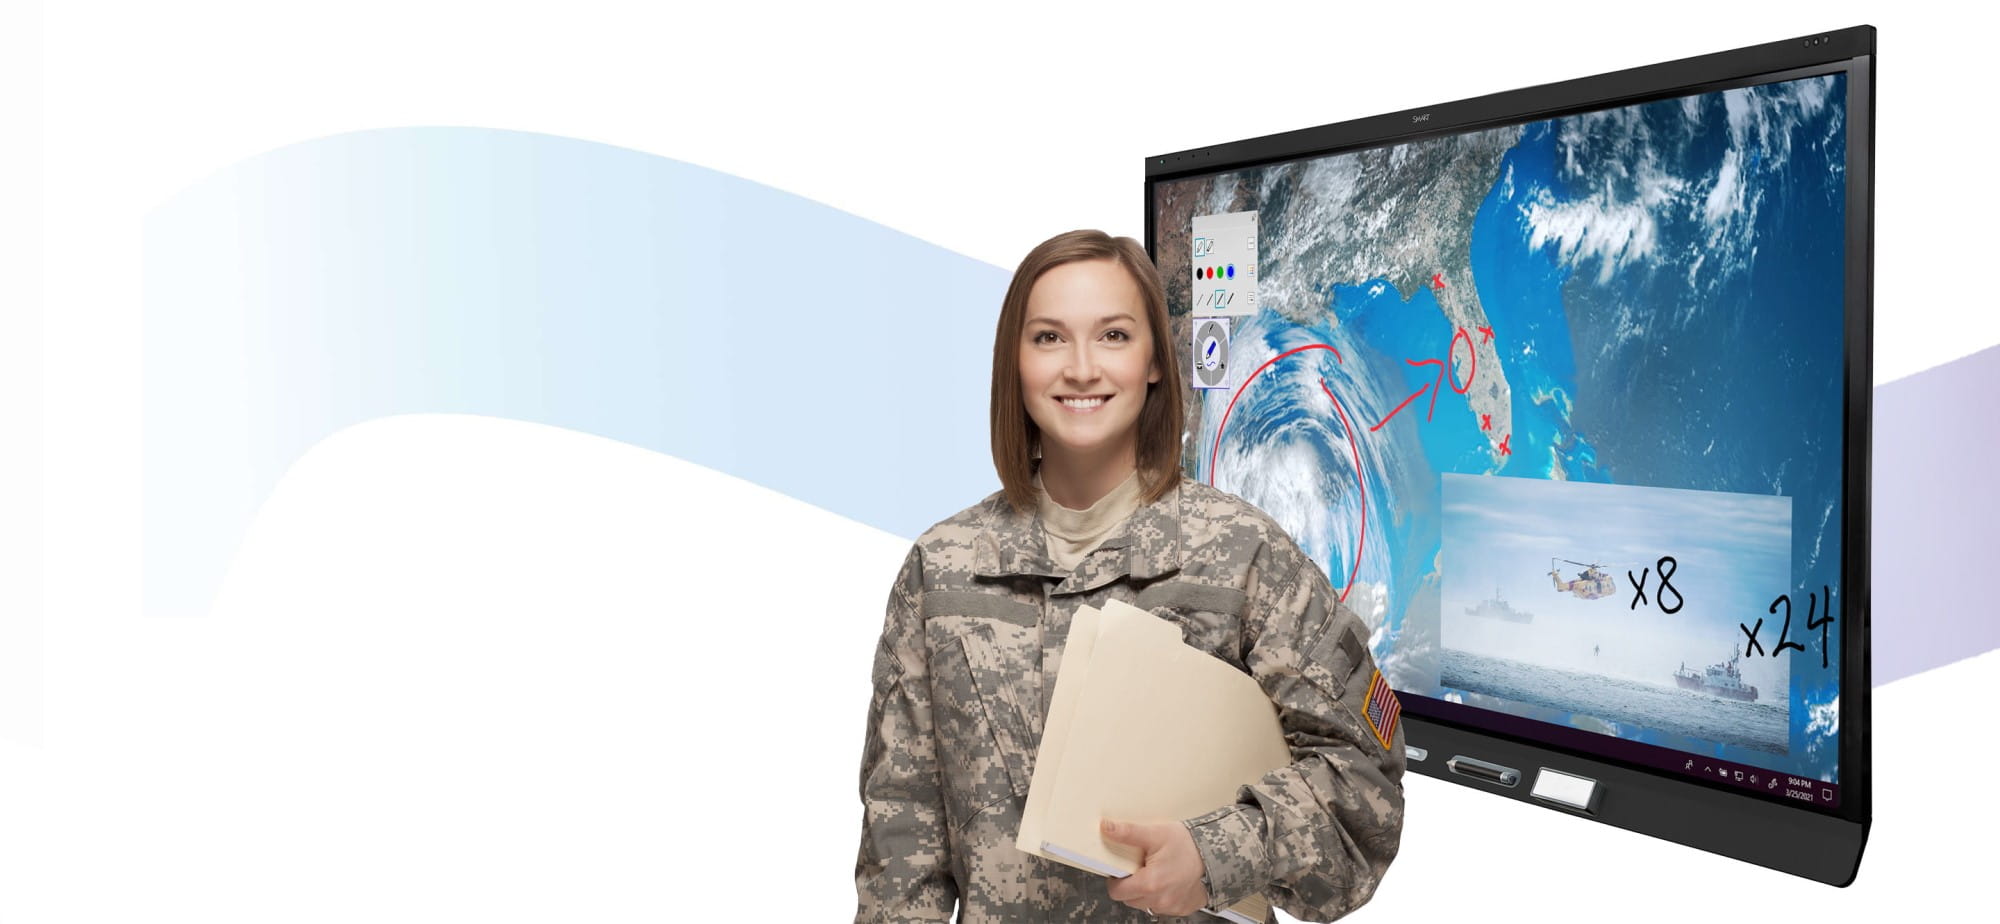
<box><xmin>1366</xmin><ymin>326</ymin><xmax>1511</xmax><ymax>464</ymax></box>
<box><xmin>1370</xmin><ymin>327</ymin><xmax>1476</xmax><ymax>432</ymax></box>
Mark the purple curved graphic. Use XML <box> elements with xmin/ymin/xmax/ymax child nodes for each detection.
<box><xmin>1871</xmin><ymin>343</ymin><xmax>2000</xmax><ymax>683</ymax></box>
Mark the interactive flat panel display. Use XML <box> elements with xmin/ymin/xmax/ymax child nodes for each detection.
<box><xmin>1147</xmin><ymin>27</ymin><xmax>1872</xmax><ymax>883</ymax></box>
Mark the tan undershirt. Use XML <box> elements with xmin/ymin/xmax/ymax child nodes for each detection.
<box><xmin>1034</xmin><ymin>467</ymin><xmax>1145</xmax><ymax>573</ymax></box>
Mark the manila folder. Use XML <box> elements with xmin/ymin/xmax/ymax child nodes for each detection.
<box><xmin>1016</xmin><ymin>597</ymin><xmax>1291</xmax><ymax>923</ymax></box>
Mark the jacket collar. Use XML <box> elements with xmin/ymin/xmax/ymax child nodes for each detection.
<box><xmin>973</xmin><ymin>471</ymin><xmax>1185</xmax><ymax>592</ymax></box>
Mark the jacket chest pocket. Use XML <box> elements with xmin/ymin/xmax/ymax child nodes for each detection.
<box><xmin>925</xmin><ymin>608</ymin><xmax>1041</xmax><ymax>834</ymax></box>
<box><xmin>1134</xmin><ymin>580</ymin><xmax>1250</xmax><ymax>672</ymax></box>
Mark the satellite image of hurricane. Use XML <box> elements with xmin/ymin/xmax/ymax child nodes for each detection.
<box><xmin>1155</xmin><ymin>73</ymin><xmax>1847</xmax><ymax>784</ymax></box>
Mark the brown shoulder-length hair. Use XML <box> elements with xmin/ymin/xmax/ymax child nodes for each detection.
<box><xmin>991</xmin><ymin>230</ymin><xmax>1186</xmax><ymax>514</ymax></box>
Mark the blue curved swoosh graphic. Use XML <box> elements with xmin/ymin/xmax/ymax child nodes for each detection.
<box><xmin>145</xmin><ymin>127</ymin><xmax>1006</xmax><ymax>621</ymax></box>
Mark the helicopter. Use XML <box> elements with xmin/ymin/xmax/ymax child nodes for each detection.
<box><xmin>1549</xmin><ymin>558</ymin><xmax>1617</xmax><ymax>600</ymax></box>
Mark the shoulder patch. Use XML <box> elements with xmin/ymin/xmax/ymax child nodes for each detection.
<box><xmin>1362</xmin><ymin>669</ymin><xmax>1402</xmax><ymax>751</ymax></box>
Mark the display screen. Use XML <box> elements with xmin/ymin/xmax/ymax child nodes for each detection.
<box><xmin>1154</xmin><ymin>71</ymin><xmax>1848</xmax><ymax>808</ymax></box>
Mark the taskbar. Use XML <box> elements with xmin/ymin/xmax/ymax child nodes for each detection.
<box><xmin>1409</xmin><ymin>694</ymin><xmax>1841</xmax><ymax>810</ymax></box>
<box><xmin>1675</xmin><ymin>755</ymin><xmax>1841</xmax><ymax>809</ymax></box>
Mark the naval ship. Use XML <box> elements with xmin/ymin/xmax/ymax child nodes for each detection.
<box><xmin>1674</xmin><ymin>652</ymin><xmax>1759</xmax><ymax>702</ymax></box>
<box><xmin>1465</xmin><ymin>588</ymin><xmax>1534</xmax><ymax>624</ymax></box>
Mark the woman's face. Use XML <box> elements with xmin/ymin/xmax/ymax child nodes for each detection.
<box><xmin>1018</xmin><ymin>259</ymin><xmax>1161</xmax><ymax>466</ymax></box>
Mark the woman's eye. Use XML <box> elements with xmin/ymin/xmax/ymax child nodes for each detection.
<box><xmin>1104</xmin><ymin>330</ymin><xmax>1130</xmax><ymax>342</ymax></box>
<box><xmin>1032</xmin><ymin>331</ymin><xmax>1059</xmax><ymax>344</ymax></box>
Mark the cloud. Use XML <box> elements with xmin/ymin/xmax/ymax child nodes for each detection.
<box><xmin>1522</xmin><ymin>73</ymin><xmax>1841</xmax><ymax>318</ymax></box>
<box><xmin>1522</xmin><ymin>182</ymin><xmax>1661</xmax><ymax>285</ymax></box>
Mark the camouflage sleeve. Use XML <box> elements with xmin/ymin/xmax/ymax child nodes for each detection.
<box><xmin>854</xmin><ymin>545</ymin><xmax>958</xmax><ymax>922</ymax></box>
<box><xmin>1180</xmin><ymin>546</ymin><xmax>1407</xmax><ymax>922</ymax></box>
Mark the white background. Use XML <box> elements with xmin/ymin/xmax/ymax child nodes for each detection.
<box><xmin>4</xmin><ymin>2</ymin><xmax>1993</xmax><ymax>920</ymax></box>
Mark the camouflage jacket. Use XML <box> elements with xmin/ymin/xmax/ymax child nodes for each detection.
<box><xmin>856</xmin><ymin>473</ymin><xmax>1405</xmax><ymax>922</ymax></box>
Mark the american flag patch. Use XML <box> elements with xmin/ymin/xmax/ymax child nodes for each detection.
<box><xmin>1363</xmin><ymin>669</ymin><xmax>1401</xmax><ymax>751</ymax></box>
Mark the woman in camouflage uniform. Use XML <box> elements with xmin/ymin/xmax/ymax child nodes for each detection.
<box><xmin>856</xmin><ymin>230</ymin><xmax>1404</xmax><ymax>922</ymax></box>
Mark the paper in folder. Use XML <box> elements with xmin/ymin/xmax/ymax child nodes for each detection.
<box><xmin>1015</xmin><ymin>598</ymin><xmax>1292</xmax><ymax>924</ymax></box>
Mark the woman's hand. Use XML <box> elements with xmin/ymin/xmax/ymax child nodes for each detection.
<box><xmin>1100</xmin><ymin>818</ymin><xmax>1211</xmax><ymax>917</ymax></box>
